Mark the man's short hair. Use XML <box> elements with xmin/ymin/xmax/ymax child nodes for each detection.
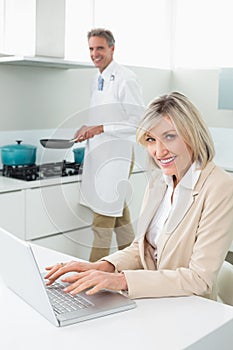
<box><xmin>87</xmin><ymin>28</ymin><xmax>115</xmax><ymax>47</ymax></box>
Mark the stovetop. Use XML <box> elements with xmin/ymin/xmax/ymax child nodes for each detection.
<box><xmin>0</xmin><ymin>161</ymin><xmax>82</xmax><ymax>181</ymax></box>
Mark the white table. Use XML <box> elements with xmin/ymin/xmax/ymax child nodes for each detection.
<box><xmin>0</xmin><ymin>244</ymin><xmax>233</xmax><ymax>350</ymax></box>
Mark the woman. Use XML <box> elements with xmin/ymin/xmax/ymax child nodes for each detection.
<box><xmin>45</xmin><ymin>92</ymin><xmax>233</xmax><ymax>300</ymax></box>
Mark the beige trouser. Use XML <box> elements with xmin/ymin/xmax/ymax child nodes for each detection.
<box><xmin>89</xmin><ymin>151</ymin><xmax>135</xmax><ymax>262</ymax></box>
<box><xmin>89</xmin><ymin>205</ymin><xmax>135</xmax><ymax>262</ymax></box>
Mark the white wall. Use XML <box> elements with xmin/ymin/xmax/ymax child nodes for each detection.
<box><xmin>0</xmin><ymin>65</ymin><xmax>232</xmax><ymax>130</ymax></box>
<box><xmin>129</xmin><ymin>66</ymin><xmax>171</xmax><ymax>105</ymax></box>
<box><xmin>171</xmin><ymin>69</ymin><xmax>233</xmax><ymax>170</ymax></box>
<box><xmin>0</xmin><ymin>64</ymin><xmax>233</xmax><ymax>170</ymax></box>
<box><xmin>171</xmin><ymin>69</ymin><xmax>233</xmax><ymax>128</ymax></box>
<box><xmin>0</xmin><ymin>64</ymin><xmax>170</xmax><ymax>168</ymax></box>
<box><xmin>0</xmin><ymin>65</ymin><xmax>94</xmax><ymax>131</ymax></box>
<box><xmin>0</xmin><ymin>65</ymin><xmax>170</xmax><ymax>132</ymax></box>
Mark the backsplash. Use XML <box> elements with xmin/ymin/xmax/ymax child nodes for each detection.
<box><xmin>0</xmin><ymin>128</ymin><xmax>79</xmax><ymax>167</ymax></box>
<box><xmin>0</xmin><ymin>127</ymin><xmax>232</xmax><ymax>171</ymax></box>
<box><xmin>209</xmin><ymin>127</ymin><xmax>233</xmax><ymax>171</ymax></box>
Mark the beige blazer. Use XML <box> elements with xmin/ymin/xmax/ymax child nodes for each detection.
<box><xmin>106</xmin><ymin>162</ymin><xmax>233</xmax><ymax>299</ymax></box>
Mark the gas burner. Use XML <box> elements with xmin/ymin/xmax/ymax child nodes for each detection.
<box><xmin>39</xmin><ymin>161</ymin><xmax>81</xmax><ymax>179</ymax></box>
<box><xmin>3</xmin><ymin>164</ymin><xmax>38</xmax><ymax>181</ymax></box>
<box><xmin>2</xmin><ymin>161</ymin><xmax>82</xmax><ymax>181</ymax></box>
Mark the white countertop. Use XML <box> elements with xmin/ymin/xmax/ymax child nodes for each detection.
<box><xmin>0</xmin><ymin>168</ymin><xmax>145</xmax><ymax>193</ymax></box>
<box><xmin>0</xmin><ymin>244</ymin><xmax>233</xmax><ymax>350</ymax></box>
<box><xmin>0</xmin><ymin>174</ymin><xmax>82</xmax><ymax>193</ymax></box>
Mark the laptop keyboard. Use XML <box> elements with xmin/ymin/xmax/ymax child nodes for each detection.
<box><xmin>46</xmin><ymin>281</ymin><xmax>94</xmax><ymax>314</ymax></box>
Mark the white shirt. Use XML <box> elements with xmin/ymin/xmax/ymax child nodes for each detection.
<box><xmin>90</xmin><ymin>60</ymin><xmax>145</xmax><ymax>137</ymax></box>
<box><xmin>80</xmin><ymin>60</ymin><xmax>145</xmax><ymax>216</ymax></box>
<box><xmin>146</xmin><ymin>162</ymin><xmax>201</xmax><ymax>257</ymax></box>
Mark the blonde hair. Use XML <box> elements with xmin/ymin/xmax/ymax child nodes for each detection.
<box><xmin>136</xmin><ymin>92</ymin><xmax>215</xmax><ymax>169</ymax></box>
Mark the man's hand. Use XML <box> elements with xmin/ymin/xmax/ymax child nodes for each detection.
<box><xmin>74</xmin><ymin>125</ymin><xmax>104</xmax><ymax>142</ymax></box>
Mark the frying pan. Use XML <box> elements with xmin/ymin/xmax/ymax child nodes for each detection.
<box><xmin>40</xmin><ymin>138</ymin><xmax>76</xmax><ymax>149</ymax></box>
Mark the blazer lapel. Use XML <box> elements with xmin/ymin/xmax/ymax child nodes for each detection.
<box><xmin>156</xmin><ymin>188</ymin><xmax>195</xmax><ymax>262</ymax></box>
<box><xmin>165</xmin><ymin>187</ymin><xmax>196</xmax><ymax>233</ymax></box>
<box><xmin>137</xmin><ymin>174</ymin><xmax>167</xmax><ymax>239</ymax></box>
<box><xmin>165</xmin><ymin>162</ymin><xmax>216</xmax><ymax>234</ymax></box>
<box><xmin>156</xmin><ymin>162</ymin><xmax>216</xmax><ymax>264</ymax></box>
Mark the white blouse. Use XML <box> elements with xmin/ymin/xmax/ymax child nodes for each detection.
<box><xmin>146</xmin><ymin>162</ymin><xmax>201</xmax><ymax>259</ymax></box>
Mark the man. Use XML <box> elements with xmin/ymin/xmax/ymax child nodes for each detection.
<box><xmin>75</xmin><ymin>29</ymin><xmax>144</xmax><ymax>262</ymax></box>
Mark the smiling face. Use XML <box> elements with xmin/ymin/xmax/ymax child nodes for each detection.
<box><xmin>88</xmin><ymin>36</ymin><xmax>114</xmax><ymax>73</ymax></box>
<box><xmin>145</xmin><ymin>115</ymin><xmax>193</xmax><ymax>184</ymax></box>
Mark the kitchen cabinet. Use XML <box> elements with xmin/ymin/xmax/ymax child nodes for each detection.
<box><xmin>34</xmin><ymin>171</ymin><xmax>148</xmax><ymax>260</ymax></box>
<box><xmin>0</xmin><ymin>171</ymin><xmax>148</xmax><ymax>259</ymax></box>
<box><xmin>0</xmin><ymin>0</ymin><xmax>94</xmax><ymax>68</ymax></box>
<box><xmin>0</xmin><ymin>190</ymin><xmax>25</xmax><ymax>239</ymax></box>
<box><xmin>0</xmin><ymin>56</ymin><xmax>93</xmax><ymax>69</ymax></box>
<box><xmin>25</xmin><ymin>182</ymin><xmax>93</xmax><ymax>240</ymax></box>
<box><xmin>33</xmin><ymin>227</ymin><xmax>93</xmax><ymax>261</ymax></box>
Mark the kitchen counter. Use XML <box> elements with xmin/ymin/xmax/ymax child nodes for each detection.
<box><xmin>0</xmin><ymin>173</ymin><xmax>82</xmax><ymax>193</ymax></box>
<box><xmin>0</xmin><ymin>244</ymin><xmax>233</xmax><ymax>350</ymax></box>
<box><xmin>0</xmin><ymin>167</ymin><xmax>145</xmax><ymax>193</ymax></box>
<box><xmin>0</xmin><ymin>161</ymin><xmax>231</xmax><ymax>194</ymax></box>
<box><xmin>0</xmin><ymin>169</ymin><xmax>147</xmax><ymax>254</ymax></box>
<box><xmin>0</xmin><ymin>166</ymin><xmax>231</xmax><ymax>256</ymax></box>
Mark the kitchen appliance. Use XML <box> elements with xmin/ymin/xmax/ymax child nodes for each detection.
<box><xmin>1</xmin><ymin>140</ymin><xmax>37</xmax><ymax>166</ymax></box>
<box><xmin>0</xmin><ymin>228</ymin><xmax>136</xmax><ymax>327</ymax></box>
<box><xmin>1</xmin><ymin>160</ymin><xmax>82</xmax><ymax>181</ymax></box>
<box><xmin>40</xmin><ymin>138</ymin><xmax>77</xmax><ymax>149</ymax></box>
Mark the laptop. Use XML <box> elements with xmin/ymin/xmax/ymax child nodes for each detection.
<box><xmin>0</xmin><ymin>228</ymin><xmax>136</xmax><ymax>327</ymax></box>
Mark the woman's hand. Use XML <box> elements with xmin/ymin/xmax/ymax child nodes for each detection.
<box><xmin>44</xmin><ymin>260</ymin><xmax>114</xmax><ymax>286</ymax></box>
<box><xmin>62</xmin><ymin>270</ymin><xmax>128</xmax><ymax>295</ymax></box>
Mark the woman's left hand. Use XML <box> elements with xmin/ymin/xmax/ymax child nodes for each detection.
<box><xmin>62</xmin><ymin>270</ymin><xmax>128</xmax><ymax>295</ymax></box>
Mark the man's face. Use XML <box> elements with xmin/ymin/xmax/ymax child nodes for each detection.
<box><xmin>88</xmin><ymin>36</ymin><xmax>114</xmax><ymax>73</ymax></box>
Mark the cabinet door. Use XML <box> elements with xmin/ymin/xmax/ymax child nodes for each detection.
<box><xmin>33</xmin><ymin>227</ymin><xmax>93</xmax><ymax>261</ymax></box>
<box><xmin>32</xmin><ymin>172</ymin><xmax>149</xmax><ymax>258</ymax></box>
<box><xmin>0</xmin><ymin>190</ymin><xmax>25</xmax><ymax>239</ymax></box>
<box><xmin>25</xmin><ymin>182</ymin><xmax>93</xmax><ymax>240</ymax></box>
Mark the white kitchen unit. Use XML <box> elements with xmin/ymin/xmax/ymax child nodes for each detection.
<box><xmin>25</xmin><ymin>180</ymin><xmax>94</xmax><ymax>260</ymax></box>
<box><xmin>30</xmin><ymin>171</ymin><xmax>148</xmax><ymax>260</ymax></box>
<box><xmin>0</xmin><ymin>175</ymin><xmax>93</xmax><ymax>257</ymax></box>
<box><xmin>25</xmin><ymin>181</ymin><xmax>92</xmax><ymax>240</ymax></box>
<box><xmin>0</xmin><ymin>170</ymin><xmax>148</xmax><ymax>260</ymax></box>
<box><xmin>0</xmin><ymin>0</ymin><xmax>94</xmax><ymax>69</ymax></box>
<box><xmin>33</xmin><ymin>227</ymin><xmax>93</xmax><ymax>261</ymax></box>
<box><xmin>1</xmin><ymin>168</ymin><xmax>232</xmax><ymax>260</ymax></box>
<box><xmin>0</xmin><ymin>189</ymin><xmax>25</xmax><ymax>239</ymax></box>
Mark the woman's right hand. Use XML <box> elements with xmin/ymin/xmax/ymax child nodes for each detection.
<box><xmin>44</xmin><ymin>260</ymin><xmax>114</xmax><ymax>285</ymax></box>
